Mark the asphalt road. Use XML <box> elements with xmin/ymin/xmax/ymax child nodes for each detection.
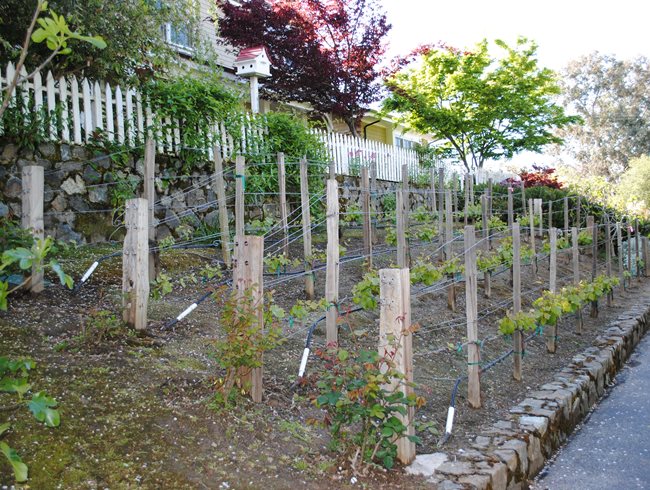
<box><xmin>534</xmin><ymin>333</ymin><xmax>650</xmax><ymax>489</ymax></box>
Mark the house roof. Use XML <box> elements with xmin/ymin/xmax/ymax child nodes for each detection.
<box><xmin>235</xmin><ymin>46</ymin><xmax>273</xmax><ymax>64</ymax></box>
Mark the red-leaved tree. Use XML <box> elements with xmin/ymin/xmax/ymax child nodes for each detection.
<box><xmin>217</xmin><ymin>0</ymin><xmax>391</xmax><ymax>137</ymax></box>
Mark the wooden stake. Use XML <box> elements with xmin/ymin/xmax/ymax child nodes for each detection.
<box><xmin>445</xmin><ymin>189</ymin><xmax>453</xmax><ymax>261</ymax></box>
<box><xmin>481</xmin><ymin>194</ymin><xmax>489</xmax><ymax>252</ymax></box>
<box><xmin>520</xmin><ymin>180</ymin><xmax>526</xmax><ymax>215</ymax></box>
<box><xmin>122</xmin><ymin>198</ymin><xmax>149</xmax><ymax>330</ymax></box>
<box><xmin>453</xmin><ymin>173</ymin><xmax>459</xmax><ymax>218</ymax></box>
<box><xmin>547</xmin><ymin>200</ymin><xmax>553</xmax><ymax>234</ymax></box>
<box><xmin>396</xmin><ymin>190</ymin><xmax>408</xmax><ymax>268</ymax></box>
<box><xmin>361</xmin><ymin>167</ymin><xmax>372</xmax><ymax>270</ymax></box>
<box><xmin>277</xmin><ymin>152</ymin><xmax>289</xmax><ymax>257</ymax></box>
<box><xmin>402</xmin><ymin>163</ymin><xmax>409</xmax><ymax>193</ymax></box>
<box><xmin>529</xmin><ymin>199</ymin><xmax>537</xmax><ymax>275</ymax></box>
<box><xmin>21</xmin><ymin>166</ymin><xmax>44</xmax><ymax>293</ymax></box>
<box><xmin>214</xmin><ymin>147</ymin><xmax>231</xmax><ymax>268</ymax></box>
<box><xmin>464</xmin><ymin>174</ymin><xmax>470</xmax><ymax>226</ymax></box>
<box><xmin>547</xmin><ymin>227</ymin><xmax>557</xmax><ymax>353</ymax></box>
<box><xmin>487</xmin><ymin>178</ymin><xmax>493</xmax><ymax>219</ymax></box>
<box><xmin>643</xmin><ymin>237</ymin><xmax>650</xmax><ymax>278</ymax></box>
<box><xmin>635</xmin><ymin>218</ymin><xmax>641</xmax><ymax>281</ymax></box>
<box><xmin>507</xmin><ymin>186</ymin><xmax>514</xmax><ymax>229</ymax></box>
<box><xmin>627</xmin><ymin>222</ymin><xmax>632</xmax><ymax>284</ymax></box>
<box><xmin>371</xmin><ymin>160</ymin><xmax>378</xmax><ymax>244</ymax></box>
<box><xmin>564</xmin><ymin>197</ymin><xmax>569</xmax><ymax>238</ymax></box>
<box><xmin>299</xmin><ymin>158</ymin><xmax>314</xmax><ymax>299</ymax></box>
<box><xmin>589</xmin><ymin>216</ymin><xmax>599</xmax><ymax>318</ymax></box>
<box><xmin>437</xmin><ymin>167</ymin><xmax>444</xmax><ymax>232</ymax></box>
<box><xmin>616</xmin><ymin>222</ymin><xmax>625</xmax><ymax>290</ymax></box>
<box><xmin>378</xmin><ymin>268</ymin><xmax>415</xmax><ymax>464</ymax></box>
<box><xmin>572</xmin><ymin>227</ymin><xmax>583</xmax><ymax>333</ymax></box>
<box><xmin>144</xmin><ymin>138</ymin><xmax>159</xmax><ymax>281</ymax></box>
<box><xmin>512</xmin><ymin>223</ymin><xmax>522</xmax><ymax>381</ymax></box>
<box><xmin>464</xmin><ymin>226</ymin><xmax>481</xmax><ymax>408</ymax></box>
<box><xmin>235</xmin><ymin>155</ymin><xmax>245</xmax><ymax>237</ymax></box>
<box><xmin>576</xmin><ymin>196</ymin><xmax>581</xmax><ymax>229</ymax></box>
<box><xmin>429</xmin><ymin>167</ymin><xmax>437</xmax><ymax>214</ymax></box>
<box><xmin>605</xmin><ymin>218</ymin><xmax>613</xmax><ymax>306</ymax></box>
<box><xmin>232</xmin><ymin>235</ymin><xmax>264</xmax><ymax>402</ymax></box>
<box><xmin>325</xmin><ymin>180</ymin><xmax>340</xmax><ymax>345</ymax></box>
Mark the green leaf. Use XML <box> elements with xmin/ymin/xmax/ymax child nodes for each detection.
<box><xmin>0</xmin><ymin>422</ymin><xmax>10</xmax><ymax>437</ymax></box>
<box><xmin>0</xmin><ymin>441</ymin><xmax>28</xmax><ymax>482</ymax></box>
<box><xmin>337</xmin><ymin>349</ymin><xmax>349</xmax><ymax>362</ymax></box>
<box><xmin>31</xmin><ymin>28</ymin><xmax>48</xmax><ymax>43</ymax></box>
<box><xmin>28</xmin><ymin>392</ymin><xmax>60</xmax><ymax>427</ymax></box>
<box><xmin>0</xmin><ymin>377</ymin><xmax>31</xmax><ymax>396</ymax></box>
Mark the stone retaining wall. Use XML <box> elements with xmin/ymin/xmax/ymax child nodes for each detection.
<box><xmin>0</xmin><ymin>142</ymin><xmax>431</xmax><ymax>244</ymax></box>
<box><xmin>415</xmin><ymin>301</ymin><xmax>650</xmax><ymax>489</ymax></box>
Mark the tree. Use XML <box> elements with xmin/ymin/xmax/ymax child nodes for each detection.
<box><xmin>0</xmin><ymin>0</ymin><xmax>106</xmax><ymax>120</ymax></box>
<box><xmin>383</xmin><ymin>38</ymin><xmax>579</xmax><ymax>172</ymax></box>
<box><xmin>557</xmin><ymin>52</ymin><xmax>650</xmax><ymax>178</ymax></box>
<box><xmin>0</xmin><ymin>0</ymin><xmax>215</xmax><ymax>87</ymax></box>
<box><xmin>217</xmin><ymin>0</ymin><xmax>391</xmax><ymax>136</ymax></box>
<box><xmin>616</xmin><ymin>155</ymin><xmax>650</xmax><ymax>215</ymax></box>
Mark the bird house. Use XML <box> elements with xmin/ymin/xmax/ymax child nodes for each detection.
<box><xmin>234</xmin><ymin>46</ymin><xmax>272</xmax><ymax>78</ymax></box>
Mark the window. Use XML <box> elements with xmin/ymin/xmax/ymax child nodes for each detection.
<box><xmin>395</xmin><ymin>136</ymin><xmax>417</xmax><ymax>150</ymax></box>
<box><xmin>164</xmin><ymin>23</ymin><xmax>194</xmax><ymax>55</ymax></box>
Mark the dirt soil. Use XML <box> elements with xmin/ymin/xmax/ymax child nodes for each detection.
<box><xmin>1</xmin><ymin>227</ymin><xmax>647</xmax><ymax>489</ymax></box>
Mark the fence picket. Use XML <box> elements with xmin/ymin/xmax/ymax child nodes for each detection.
<box><xmin>93</xmin><ymin>80</ymin><xmax>103</xmax><ymax>131</ymax></box>
<box><xmin>105</xmin><ymin>82</ymin><xmax>114</xmax><ymax>140</ymax></box>
<box><xmin>59</xmin><ymin>76</ymin><xmax>69</xmax><ymax>142</ymax></box>
<box><xmin>82</xmin><ymin>78</ymin><xmax>92</xmax><ymax>142</ymax></box>
<box><xmin>33</xmin><ymin>71</ymin><xmax>43</xmax><ymax>112</ymax></box>
<box><xmin>71</xmin><ymin>76</ymin><xmax>82</xmax><ymax>144</ymax></box>
<box><xmin>115</xmin><ymin>85</ymin><xmax>125</xmax><ymax>144</ymax></box>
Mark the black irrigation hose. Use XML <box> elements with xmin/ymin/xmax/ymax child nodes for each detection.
<box><xmin>161</xmin><ymin>278</ymin><xmax>232</xmax><ymax>331</ymax></box>
<box><xmin>438</xmin><ymin>328</ymin><xmax>543</xmax><ymax>446</ymax></box>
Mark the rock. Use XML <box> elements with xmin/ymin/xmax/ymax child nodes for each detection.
<box><xmin>5</xmin><ymin>177</ymin><xmax>22</xmax><ymax>198</ymax></box>
<box><xmin>518</xmin><ymin>415</ymin><xmax>549</xmax><ymax>438</ymax></box>
<box><xmin>163</xmin><ymin>209</ymin><xmax>180</xmax><ymax>229</ymax></box>
<box><xmin>50</xmin><ymin>193</ymin><xmax>67</xmax><ymax>212</ymax></box>
<box><xmin>60</xmin><ymin>144</ymin><xmax>71</xmax><ymax>161</ymax></box>
<box><xmin>527</xmin><ymin>434</ymin><xmax>544</xmax><ymax>476</ymax></box>
<box><xmin>16</xmin><ymin>158</ymin><xmax>37</xmax><ymax>169</ymax></box>
<box><xmin>0</xmin><ymin>201</ymin><xmax>8</xmax><ymax>218</ymax></box>
<box><xmin>9</xmin><ymin>202</ymin><xmax>21</xmax><ymax>216</ymax></box>
<box><xmin>1</xmin><ymin>144</ymin><xmax>18</xmax><ymax>161</ymax></box>
<box><xmin>157</xmin><ymin>225</ymin><xmax>172</xmax><ymax>241</ymax></box>
<box><xmin>493</xmin><ymin>449</ymin><xmax>518</xmax><ymax>473</ymax></box>
<box><xmin>186</xmin><ymin>188</ymin><xmax>206</xmax><ymax>208</ymax></box>
<box><xmin>83</xmin><ymin>165</ymin><xmax>102</xmax><ymax>184</ymax></box>
<box><xmin>437</xmin><ymin>480</ymin><xmax>464</xmax><ymax>490</ymax></box>
<box><xmin>56</xmin><ymin>223</ymin><xmax>83</xmax><ymax>244</ymax></box>
<box><xmin>45</xmin><ymin>170</ymin><xmax>64</xmax><ymax>187</ymax></box>
<box><xmin>405</xmin><ymin>453</ymin><xmax>448</xmax><ymax>477</ymax></box>
<box><xmin>88</xmin><ymin>186</ymin><xmax>108</xmax><ymax>204</ymax></box>
<box><xmin>436</xmin><ymin>461</ymin><xmax>475</xmax><ymax>476</ymax></box>
<box><xmin>501</xmin><ymin>438</ymin><xmax>528</xmax><ymax>475</ymax></box>
<box><xmin>135</xmin><ymin>158</ymin><xmax>144</xmax><ymax>176</ymax></box>
<box><xmin>458</xmin><ymin>474</ymin><xmax>490</xmax><ymax>490</ymax></box>
<box><xmin>61</xmin><ymin>175</ymin><xmax>86</xmax><ymax>195</ymax></box>
<box><xmin>38</xmin><ymin>142</ymin><xmax>57</xmax><ymax>158</ymax></box>
<box><xmin>69</xmin><ymin>195</ymin><xmax>90</xmax><ymax>212</ymax></box>
<box><xmin>60</xmin><ymin>161</ymin><xmax>83</xmax><ymax>172</ymax></box>
<box><xmin>477</xmin><ymin>461</ymin><xmax>508</xmax><ymax>490</ymax></box>
<box><xmin>71</xmin><ymin>146</ymin><xmax>88</xmax><ymax>160</ymax></box>
<box><xmin>204</xmin><ymin>210</ymin><xmax>219</xmax><ymax>227</ymax></box>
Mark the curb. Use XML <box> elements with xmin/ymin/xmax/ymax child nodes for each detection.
<box><xmin>425</xmin><ymin>302</ymin><xmax>650</xmax><ymax>490</ymax></box>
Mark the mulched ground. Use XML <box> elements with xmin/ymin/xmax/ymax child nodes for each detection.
<box><xmin>1</xmin><ymin>227</ymin><xmax>646</xmax><ymax>489</ymax></box>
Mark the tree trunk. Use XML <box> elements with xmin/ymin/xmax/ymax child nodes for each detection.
<box><xmin>345</xmin><ymin>118</ymin><xmax>360</xmax><ymax>138</ymax></box>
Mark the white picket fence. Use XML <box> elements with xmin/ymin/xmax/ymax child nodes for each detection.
<box><xmin>0</xmin><ymin>61</ymin><xmax>515</xmax><ymax>184</ymax></box>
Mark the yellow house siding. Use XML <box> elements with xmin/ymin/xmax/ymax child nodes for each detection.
<box><xmin>364</xmin><ymin>124</ymin><xmax>388</xmax><ymax>144</ymax></box>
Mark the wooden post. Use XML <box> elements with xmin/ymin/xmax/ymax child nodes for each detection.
<box><xmin>564</xmin><ymin>197</ymin><xmax>569</xmax><ymax>238</ymax></box>
<box><xmin>547</xmin><ymin>227</ymin><xmax>557</xmax><ymax>353</ymax></box>
<box><xmin>641</xmin><ymin>237</ymin><xmax>650</xmax><ymax>277</ymax></box>
<box><xmin>534</xmin><ymin>199</ymin><xmax>543</xmax><ymax>238</ymax></box>
<box><xmin>277</xmin><ymin>152</ymin><xmax>289</xmax><ymax>257</ymax></box>
<box><xmin>576</xmin><ymin>196</ymin><xmax>581</xmax><ymax>229</ymax></box>
<box><xmin>371</xmin><ymin>160</ymin><xmax>378</xmax><ymax>244</ymax></box>
<box><xmin>429</xmin><ymin>167</ymin><xmax>437</xmax><ymax>214</ymax></box>
<box><xmin>122</xmin><ymin>198</ymin><xmax>149</xmax><ymax>330</ymax></box>
<box><xmin>325</xmin><ymin>180</ymin><xmax>340</xmax><ymax>345</ymax></box>
<box><xmin>437</xmin><ymin>167</ymin><xmax>444</xmax><ymax>230</ymax></box>
<box><xmin>481</xmin><ymin>194</ymin><xmax>489</xmax><ymax>251</ymax></box>
<box><xmin>214</xmin><ymin>147</ymin><xmax>231</xmax><ymax>268</ymax></box>
<box><xmin>547</xmin><ymin>200</ymin><xmax>553</xmax><ymax>234</ymax></box>
<box><xmin>235</xmin><ymin>155</ymin><xmax>245</xmax><ymax>237</ymax></box>
<box><xmin>232</xmin><ymin>235</ymin><xmax>264</xmax><ymax>403</ymax></box>
<box><xmin>464</xmin><ymin>174</ymin><xmax>470</xmax><ymax>226</ymax></box>
<box><xmin>464</xmin><ymin>226</ymin><xmax>481</xmax><ymax>408</ymax></box>
<box><xmin>529</xmin><ymin>199</ymin><xmax>537</xmax><ymax>275</ymax></box>
<box><xmin>616</xmin><ymin>222</ymin><xmax>625</xmax><ymax>290</ymax></box>
<box><xmin>402</xmin><ymin>163</ymin><xmax>409</xmax><ymax>193</ymax></box>
<box><xmin>361</xmin><ymin>167</ymin><xmax>372</xmax><ymax>270</ymax></box>
<box><xmin>144</xmin><ymin>138</ymin><xmax>159</xmax><ymax>281</ymax></box>
<box><xmin>445</xmin><ymin>189</ymin><xmax>455</xmax><ymax>311</ymax></box>
<box><xmin>507</xmin><ymin>186</ymin><xmax>514</xmax><ymax>229</ymax></box>
<box><xmin>635</xmin><ymin>218</ymin><xmax>641</xmax><ymax>280</ymax></box>
<box><xmin>487</xmin><ymin>178</ymin><xmax>493</xmax><ymax>219</ymax></box>
<box><xmin>605</xmin><ymin>218</ymin><xmax>613</xmax><ymax>306</ymax></box>
<box><xmin>396</xmin><ymin>190</ymin><xmax>408</xmax><ymax>268</ymax></box>
<box><xmin>378</xmin><ymin>268</ymin><xmax>415</xmax><ymax>465</ymax></box>
<box><xmin>627</xmin><ymin>222</ymin><xmax>632</xmax><ymax>283</ymax></box>
<box><xmin>520</xmin><ymin>180</ymin><xmax>526</xmax><ymax>215</ymax></box>
<box><xmin>21</xmin><ymin>166</ymin><xmax>44</xmax><ymax>293</ymax></box>
<box><xmin>300</xmin><ymin>158</ymin><xmax>315</xmax><ymax>299</ymax></box>
<box><xmin>512</xmin><ymin>223</ymin><xmax>523</xmax><ymax>381</ymax></box>
<box><xmin>572</xmin><ymin>227</ymin><xmax>583</xmax><ymax>333</ymax></box>
<box><xmin>329</xmin><ymin>161</ymin><xmax>336</xmax><ymax>180</ymax></box>
<box><xmin>589</xmin><ymin>216</ymin><xmax>599</xmax><ymax>318</ymax></box>
<box><xmin>453</xmin><ymin>173</ymin><xmax>459</xmax><ymax>219</ymax></box>
<box><xmin>469</xmin><ymin>174</ymin><xmax>475</xmax><ymax>205</ymax></box>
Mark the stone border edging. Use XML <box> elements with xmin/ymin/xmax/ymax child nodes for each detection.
<box><xmin>420</xmin><ymin>302</ymin><xmax>650</xmax><ymax>490</ymax></box>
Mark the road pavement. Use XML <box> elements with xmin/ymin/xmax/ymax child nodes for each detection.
<box><xmin>534</xmin><ymin>333</ymin><xmax>650</xmax><ymax>489</ymax></box>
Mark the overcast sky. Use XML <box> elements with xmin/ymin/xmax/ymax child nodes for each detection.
<box><xmin>383</xmin><ymin>0</ymin><xmax>649</xmax><ymax>71</ymax></box>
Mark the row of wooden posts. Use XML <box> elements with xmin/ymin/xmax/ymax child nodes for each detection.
<box><xmin>17</xmin><ymin>149</ymin><xmax>650</xmax><ymax>466</ymax></box>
